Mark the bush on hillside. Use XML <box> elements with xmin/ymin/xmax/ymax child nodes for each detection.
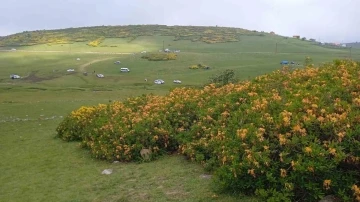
<box><xmin>57</xmin><ymin>60</ymin><xmax>360</xmax><ymax>201</ymax></box>
<box><xmin>141</xmin><ymin>53</ymin><xmax>177</xmax><ymax>61</ymax></box>
<box><xmin>305</xmin><ymin>56</ymin><xmax>313</xmax><ymax>66</ymax></box>
<box><xmin>208</xmin><ymin>69</ymin><xmax>237</xmax><ymax>86</ymax></box>
<box><xmin>188</xmin><ymin>64</ymin><xmax>210</xmax><ymax>70</ymax></box>
<box><xmin>201</xmin><ymin>35</ymin><xmax>239</xmax><ymax>44</ymax></box>
<box><xmin>87</xmin><ymin>37</ymin><xmax>105</xmax><ymax>47</ymax></box>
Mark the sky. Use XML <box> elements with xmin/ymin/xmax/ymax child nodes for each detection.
<box><xmin>1</xmin><ymin>0</ymin><xmax>359</xmax><ymax>43</ymax></box>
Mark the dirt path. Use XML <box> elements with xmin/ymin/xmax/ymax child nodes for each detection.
<box><xmin>78</xmin><ymin>57</ymin><xmax>118</xmax><ymax>72</ymax></box>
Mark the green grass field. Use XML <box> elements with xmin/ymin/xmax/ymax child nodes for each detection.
<box><xmin>1</xmin><ymin>33</ymin><xmax>360</xmax><ymax>202</ymax></box>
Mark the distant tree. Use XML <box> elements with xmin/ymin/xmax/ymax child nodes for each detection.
<box><xmin>304</xmin><ymin>56</ymin><xmax>313</xmax><ymax>66</ymax></box>
<box><xmin>301</xmin><ymin>37</ymin><xmax>306</xmax><ymax>41</ymax></box>
<box><xmin>208</xmin><ymin>69</ymin><xmax>237</xmax><ymax>86</ymax></box>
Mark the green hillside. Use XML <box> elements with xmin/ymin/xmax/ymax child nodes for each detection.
<box><xmin>0</xmin><ymin>25</ymin><xmax>263</xmax><ymax>46</ymax></box>
<box><xmin>0</xmin><ymin>25</ymin><xmax>354</xmax><ymax>57</ymax></box>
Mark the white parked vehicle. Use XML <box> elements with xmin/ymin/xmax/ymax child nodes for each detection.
<box><xmin>10</xmin><ymin>74</ymin><xmax>21</xmax><ymax>79</ymax></box>
<box><xmin>76</xmin><ymin>58</ymin><xmax>81</xmax><ymax>61</ymax></box>
<box><xmin>96</xmin><ymin>74</ymin><xmax>104</xmax><ymax>78</ymax></box>
<box><xmin>120</xmin><ymin>68</ymin><xmax>130</xmax><ymax>72</ymax></box>
<box><xmin>67</xmin><ymin>69</ymin><xmax>75</xmax><ymax>72</ymax></box>
<box><xmin>114</xmin><ymin>61</ymin><xmax>121</xmax><ymax>64</ymax></box>
<box><xmin>154</xmin><ymin>79</ymin><xmax>165</xmax><ymax>84</ymax></box>
<box><xmin>173</xmin><ymin>80</ymin><xmax>182</xmax><ymax>84</ymax></box>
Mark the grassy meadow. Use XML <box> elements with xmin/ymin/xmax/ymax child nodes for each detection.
<box><xmin>1</xmin><ymin>32</ymin><xmax>360</xmax><ymax>201</ymax></box>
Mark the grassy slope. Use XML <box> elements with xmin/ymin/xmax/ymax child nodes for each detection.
<box><xmin>10</xmin><ymin>35</ymin><xmax>354</xmax><ymax>54</ymax></box>
<box><xmin>1</xmin><ymin>32</ymin><xmax>360</xmax><ymax>201</ymax></box>
<box><xmin>0</xmin><ymin>101</ymin><xmax>256</xmax><ymax>202</ymax></box>
<box><xmin>2</xmin><ymin>36</ymin><xmax>359</xmax><ymax>90</ymax></box>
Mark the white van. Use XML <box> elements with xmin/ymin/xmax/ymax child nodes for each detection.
<box><xmin>96</xmin><ymin>74</ymin><xmax>104</xmax><ymax>78</ymax></box>
<box><xmin>154</xmin><ymin>79</ymin><xmax>165</xmax><ymax>84</ymax></box>
<box><xmin>10</xmin><ymin>74</ymin><xmax>21</xmax><ymax>79</ymax></box>
<box><xmin>120</xmin><ymin>68</ymin><xmax>130</xmax><ymax>72</ymax></box>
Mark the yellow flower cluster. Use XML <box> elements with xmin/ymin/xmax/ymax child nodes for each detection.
<box><xmin>353</xmin><ymin>185</ymin><xmax>360</xmax><ymax>201</ymax></box>
<box><xmin>323</xmin><ymin>179</ymin><xmax>331</xmax><ymax>190</ymax></box>
<box><xmin>280</xmin><ymin>110</ymin><xmax>292</xmax><ymax>127</ymax></box>
<box><xmin>237</xmin><ymin>129</ymin><xmax>248</xmax><ymax>140</ymax></box>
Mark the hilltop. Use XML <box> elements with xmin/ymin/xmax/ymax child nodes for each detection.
<box><xmin>0</xmin><ymin>25</ymin><xmax>272</xmax><ymax>47</ymax></box>
<box><xmin>1</xmin><ymin>24</ymin><xmax>354</xmax><ymax>58</ymax></box>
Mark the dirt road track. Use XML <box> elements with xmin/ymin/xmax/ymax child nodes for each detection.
<box><xmin>78</xmin><ymin>57</ymin><xmax>118</xmax><ymax>72</ymax></box>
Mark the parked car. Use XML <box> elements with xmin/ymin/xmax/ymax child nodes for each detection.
<box><xmin>96</xmin><ymin>74</ymin><xmax>104</xmax><ymax>78</ymax></box>
<box><xmin>154</xmin><ymin>79</ymin><xmax>165</xmax><ymax>84</ymax></box>
<box><xmin>290</xmin><ymin>61</ymin><xmax>295</xmax><ymax>64</ymax></box>
<box><xmin>10</xmin><ymin>74</ymin><xmax>21</xmax><ymax>79</ymax></box>
<box><xmin>280</xmin><ymin>60</ymin><xmax>289</xmax><ymax>65</ymax></box>
<box><xmin>173</xmin><ymin>80</ymin><xmax>182</xmax><ymax>84</ymax></box>
<box><xmin>114</xmin><ymin>61</ymin><xmax>121</xmax><ymax>64</ymax></box>
<box><xmin>120</xmin><ymin>68</ymin><xmax>130</xmax><ymax>72</ymax></box>
<box><xmin>67</xmin><ymin>69</ymin><xmax>75</xmax><ymax>72</ymax></box>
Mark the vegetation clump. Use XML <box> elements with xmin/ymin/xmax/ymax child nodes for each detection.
<box><xmin>87</xmin><ymin>37</ymin><xmax>105</xmax><ymax>47</ymax></box>
<box><xmin>208</xmin><ymin>69</ymin><xmax>237</xmax><ymax>86</ymax></box>
<box><xmin>305</xmin><ymin>56</ymin><xmax>314</xmax><ymax>66</ymax></box>
<box><xmin>57</xmin><ymin>60</ymin><xmax>360</xmax><ymax>201</ymax></box>
<box><xmin>188</xmin><ymin>64</ymin><xmax>209</xmax><ymax>69</ymax></box>
<box><xmin>141</xmin><ymin>53</ymin><xmax>177</xmax><ymax>61</ymax></box>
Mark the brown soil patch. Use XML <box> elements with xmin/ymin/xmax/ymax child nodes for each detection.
<box><xmin>22</xmin><ymin>71</ymin><xmax>59</xmax><ymax>83</ymax></box>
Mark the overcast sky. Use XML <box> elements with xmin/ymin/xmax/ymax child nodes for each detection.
<box><xmin>1</xmin><ymin>0</ymin><xmax>359</xmax><ymax>42</ymax></box>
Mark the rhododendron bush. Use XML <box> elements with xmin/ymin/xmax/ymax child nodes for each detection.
<box><xmin>57</xmin><ymin>60</ymin><xmax>360</xmax><ymax>201</ymax></box>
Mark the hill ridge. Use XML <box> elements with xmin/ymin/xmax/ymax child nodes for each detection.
<box><xmin>0</xmin><ymin>25</ymin><xmax>273</xmax><ymax>47</ymax></box>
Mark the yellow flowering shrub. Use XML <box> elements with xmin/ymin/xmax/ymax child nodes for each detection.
<box><xmin>188</xmin><ymin>64</ymin><xmax>209</xmax><ymax>69</ymax></box>
<box><xmin>57</xmin><ymin>59</ymin><xmax>360</xmax><ymax>201</ymax></box>
<box><xmin>87</xmin><ymin>37</ymin><xmax>105</xmax><ymax>47</ymax></box>
<box><xmin>141</xmin><ymin>53</ymin><xmax>177</xmax><ymax>61</ymax></box>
